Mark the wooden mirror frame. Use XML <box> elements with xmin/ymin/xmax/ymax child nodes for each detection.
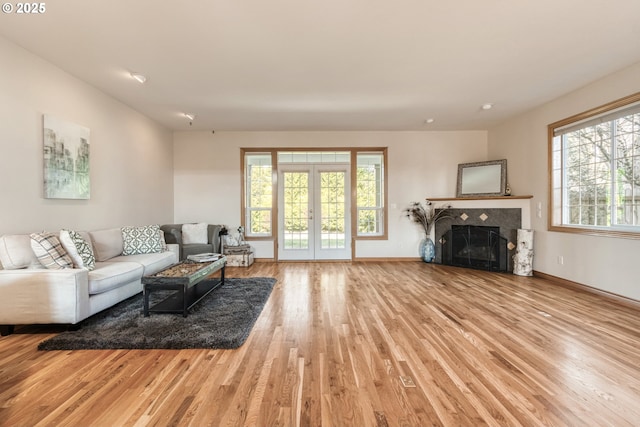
<box><xmin>456</xmin><ymin>159</ymin><xmax>507</xmax><ymax>198</ymax></box>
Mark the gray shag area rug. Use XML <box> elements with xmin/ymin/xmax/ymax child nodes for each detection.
<box><xmin>38</xmin><ymin>277</ymin><xmax>276</xmax><ymax>351</ymax></box>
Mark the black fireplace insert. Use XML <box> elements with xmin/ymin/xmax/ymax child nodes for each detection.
<box><xmin>441</xmin><ymin>225</ymin><xmax>508</xmax><ymax>272</ymax></box>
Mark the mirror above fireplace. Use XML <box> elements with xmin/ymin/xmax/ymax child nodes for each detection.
<box><xmin>456</xmin><ymin>159</ymin><xmax>507</xmax><ymax>198</ymax></box>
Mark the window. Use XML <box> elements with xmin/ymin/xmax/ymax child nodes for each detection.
<box><xmin>549</xmin><ymin>92</ymin><xmax>640</xmax><ymax>238</ymax></box>
<box><xmin>242</xmin><ymin>148</ymin><xmax>387</xmax><ymax>242</ymax></box>
<box><xmin>356</xmin><ymin>152</ymin><xmax>385</xmax><ymax>236</ymax></box>
<box><xmin>244</xmin><ymin>152</ymin><xmax>273</xmax><ymax>237</ymax></box>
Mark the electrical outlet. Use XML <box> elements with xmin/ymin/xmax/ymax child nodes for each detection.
<box><xmin>537</xmin><ymin>202</ymin><xmax>543</xmax><ymax>218</ymax></box>
<box><xmin>557</xmin><ymin>255</ymin><xmax>564</xmax><ymax>265</ymax></box>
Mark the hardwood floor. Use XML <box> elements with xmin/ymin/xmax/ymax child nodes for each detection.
<box><xmin>1</xmin><ymin>262</ymin><xmax>640</xmax><ymax>426</ymax></box>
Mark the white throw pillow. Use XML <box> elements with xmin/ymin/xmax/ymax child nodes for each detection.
<box><xmin>121</xmin><ymin>225</ymin><xmax>163</xmax><ymax>255</ymax></box>
<box><xmin>182</xmin><ymin>223</ymin><xmax>208</xmax><ymax>244</ymax></box>
<box><xmin>60</xmin><ymin>230</ymin><xmax>96</xmax><ymax>270</ymax></box>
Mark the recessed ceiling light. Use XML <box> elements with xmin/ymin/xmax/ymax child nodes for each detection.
<box><xmin>130</xmin><ymin>72</ymin><xmax>147</xmax><ymax>84</ymax></box>
<box><xmin>424</xmin><ymin>118</ymin><xmax>435</xmax><ymax>124</ymax></box>
<box><xmin>481</xmin><ymin>103</ymin><xmax>494</xmax><ymax>110</ymax></box>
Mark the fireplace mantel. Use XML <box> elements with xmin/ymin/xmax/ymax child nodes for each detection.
<box><xmin>427</xmin><ymin>195</ymin><xmax>533</xmax><ymax>201</ymax></box>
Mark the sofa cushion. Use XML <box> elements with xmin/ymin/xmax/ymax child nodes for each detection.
<box><xmin>30</xmin><ymin>232</ymin><xmax>73</xmax><ymax>270</ymax></box>
<box><xmin>89</xmin><ymin>228</ymin><xmax>123</xmax><ymax>261</ymax></box>
<box><xmin>109</xmin><ymin>251</ymin><xmax>177</xmax><ymax>275</ymax></box>
<box><xmin>0</xmin><ymin>234</ymin><xmax>40</xmax><ymax>270</ymax></box>
<box><xmin>60</xmin><ymin>230</ymin><xmax>96</xmax><ymax>270</ymax></box>
<box><xmin>121</xmin><ymin>225</ymin><xmax>163</xmax><ymax>255</ymax></box>
<box><xmin>160</xmin><ymin>225</ymin><xmax>182</xmax><ymax>245</ymax></box>
<box><xmin>182</xmin><ymin>223</ymin><xmax>208</xmax><ymax>244</ymax></box>
<box><xmin>88</xmin><ymin>261</ymin><xmax>144</xmax><ymax>295</ymax></box>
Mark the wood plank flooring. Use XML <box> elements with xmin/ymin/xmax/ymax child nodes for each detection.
<box><xmin>1</xmin><ymin>262</ymin><xmax>640</xmax><ymax>426</ymax></box>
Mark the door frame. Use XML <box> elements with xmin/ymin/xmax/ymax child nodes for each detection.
<box><xmin>277</xmin><ymin>163</ymin><xmax>351</xmax><ymax>261</ymax></box>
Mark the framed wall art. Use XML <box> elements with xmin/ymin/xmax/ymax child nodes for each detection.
<box><xmin>43</xmin><ymin>115</ymin><xmax>90</xmax><ymax>199</ymax></box>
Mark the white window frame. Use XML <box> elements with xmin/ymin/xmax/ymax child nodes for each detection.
<box><xmin>355</xmin><ymin>152</ymin><xmax>385</xmax><ymax>237</ymax></box>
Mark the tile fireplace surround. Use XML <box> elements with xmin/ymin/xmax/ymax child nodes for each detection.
<box><xmin>430</xmin><ymin>197</ymin><xmax>533</xmax><ymax>272</ymax></box>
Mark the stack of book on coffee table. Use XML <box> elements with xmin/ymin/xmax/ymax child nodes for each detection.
<box><xmin>186</xmin><ymin>253</ymin><xmax>222</xmax><ymax>263</ymax></box>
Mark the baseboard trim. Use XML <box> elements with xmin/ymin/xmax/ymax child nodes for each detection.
<box><xmin>354</xmin><ymin>257</ymin><xmax>420</xmax><ymax>262</ymax></box>
<box><xmin>255</xmin><ymin>257</ymin><xmax>421</xmax><ymax>263</ymax></box>
<box><xmin>275</xmin><ymin>259</ymin><xmax>352</xmax><ymax>263</ymax></box>
<box><xmin>533</xmin><ymin>270</ymin><xmax>640</xmax><ymax>310</ymax></box>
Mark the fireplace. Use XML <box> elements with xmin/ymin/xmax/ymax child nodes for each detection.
<box><xmin>441</xmin><ymin>225</ymin><xmax>508</xmax><ymax>272</ymax></box>
<box><xmin>434</xmin><ymin>207</ymin><xmax>520</xmax><ymax>272</ymax></box>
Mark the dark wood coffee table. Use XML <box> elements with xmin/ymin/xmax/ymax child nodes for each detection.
<box><xmin>142</xmin><ymin>257</ymin><xmax>226</xmax><ymax>317</ymax></box>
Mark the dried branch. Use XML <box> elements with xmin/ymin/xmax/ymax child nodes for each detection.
<box><xmin>404</xmin><ymin>200</ymin><xmax>452</xmax><ymax>235</ymax></box>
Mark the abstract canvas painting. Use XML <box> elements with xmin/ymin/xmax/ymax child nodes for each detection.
<box><xmin>43</xmin><ymin>115</ymin><xmax>90</xmax><ymax>199</ymax></box>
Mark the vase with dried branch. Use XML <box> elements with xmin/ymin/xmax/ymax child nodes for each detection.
<box><xmin>404</xmin><ymin>200</ymin><xmax>452</xmax><ymax>262</ymax></box>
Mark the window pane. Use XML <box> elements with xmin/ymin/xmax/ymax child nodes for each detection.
<box><xmin>245</xmin><ymin>153</ymin><xmax>272</xmax><ymax>236</ymax></box>
<box><xmin>358</xmin><ymin>209</ymin><xmax>382</xmax><ymax>233</ymax></box>
<box><xmin>249</xmin><ymin>210</ymin><xmax>271</xmax><ymax>235</ymax></box>
<box><xmin>320</xmin><ymin>171</ymin><xmax>346</xmax><ymax>249</ymax></box>
<box><xmin>596</xmin><ymin>205</ymin><xmax>610</xmax><ymax>226</ymax></box>
<box><xmin>356</xmin><ymin>153</ymin><xmax>384</xmax><ymax>236</ymax></box>
<box><xmin>278</xmin><ymin>151</ymin><xmax>350</xmax><ymax>164</ymax></box>
<box><xmin>283</xmin><ymin>172</ymin><xmax>309</xmax><ymax>249</ymax></box>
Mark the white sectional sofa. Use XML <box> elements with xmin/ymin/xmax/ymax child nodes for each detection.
<box><xmin>0</xmin><ymin>226</ymin><xmax>178</xmax><ymax>335</ymax></box>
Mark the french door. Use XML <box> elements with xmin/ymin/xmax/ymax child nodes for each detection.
<box><xmin>278</xmin><ymin>164</ymin><xmax>351</xmax><ymax>260</ymax></box>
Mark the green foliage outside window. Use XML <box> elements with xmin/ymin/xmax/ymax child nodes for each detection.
<box><xmin>356</xmin><ymin>162</ymin><xmax>383</xmax><ymax>234</ymax></box>
<box><xmin>247</xmin><ymin>162</ymin><xmax>272</xmax><ymax>235</ymax></box>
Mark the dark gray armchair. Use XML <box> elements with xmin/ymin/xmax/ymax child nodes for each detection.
<box><xmin>160</xmin><ymin>224</ymin><xmax>225</xmax><ymax>260</ymax></box>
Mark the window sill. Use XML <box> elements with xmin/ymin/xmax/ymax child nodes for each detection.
<box><xmin>549</xmin><ymin>225</ymin><xmax>640</xmax><ymax>240</ymax></box>
<box><xmin>355</xmin><ymin>234</ymin><xmax>387</xmax><ymax>240</ymax></box>
<box><xmin>428</xmin><ymin>195</ymin><xmax>533</xmax><ymax>201</ymax></box>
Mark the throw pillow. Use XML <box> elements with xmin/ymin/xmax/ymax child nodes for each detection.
<box><xmin>30</xmin><ymin>232</ymin><xmax>73</xmax><ymax>269</ymax></box>
<box><xmin>59</xmin><ymin>230</ymin><xmax>96</xmax><ymax>270</ymax></box>
<box><xmin>158</xmin><ymin>229</ymin><xmax>167</xmax><ymax>252</ymax></box>
<box><xmin>182</xmin><ymin>223</ymin><xmax>208</xmax><ymax>244</ymax></box>
<box><xmin>121</xmin><ymin>225</ymin><xmax>163</xmax><ymax>255</ymax></box>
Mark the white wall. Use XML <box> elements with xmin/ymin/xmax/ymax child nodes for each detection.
<box><xmin>488</xmin><ymin>61</ymin><xmax>640</xmax><ymax>301</ymax></box>
<box><xmin>173</xmin><ymin>130</ymin><xmax>488</xmax><ymax>258</ymax></box>
<box><xmin>0</xmin><ymin>37</ymin><xmax>174</xmax><ymax>235</ymax></box>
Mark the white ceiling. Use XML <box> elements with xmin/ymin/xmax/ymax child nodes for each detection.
<box><xmin>2</xmin><ymin>0</ymin><xmax>640</xmax><ymax>131</ymax></box>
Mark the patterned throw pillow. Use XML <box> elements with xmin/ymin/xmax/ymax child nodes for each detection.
<box><xmin>121</xmin><ymin>225</ymin><xmax>163</xmax><ymax>255</ymax></box>
<box><xmin>30</xmin><ymin>232</ymin><xmax>73</xmax><ymax>269</ymax></box>
<box><xmin>59</xmin><ymin>230</ymin><xmax>96</xmax><ymax>270</ymax></box>
<box><xmin>158</xmin><ymin>229</ymin><xmax>167</xmax><ymax>252</ymax></box>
